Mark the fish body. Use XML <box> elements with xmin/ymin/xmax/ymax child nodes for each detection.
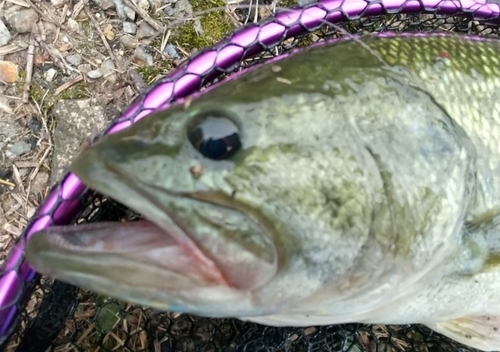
<box><xmin>26</xmin><ymin>34</ymin><xmax>500</xmax><ymax>351</ymax></box>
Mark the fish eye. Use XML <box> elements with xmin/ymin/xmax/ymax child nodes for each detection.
<box><xmin>187</xmin><ymin>109</ymin><xmax>242</xmax><ymax>160</ymax></box>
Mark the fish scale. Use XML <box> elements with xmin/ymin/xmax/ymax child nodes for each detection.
<box><xmin>26</xmin><ymin>34</ymin><xmax>500</xmax><ymax>351</ymax></box>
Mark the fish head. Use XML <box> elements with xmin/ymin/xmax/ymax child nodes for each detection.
<box><xmin>26</xmin><ymin>38</ymin><xmax>471</xmax><ymax>319</ymax></box>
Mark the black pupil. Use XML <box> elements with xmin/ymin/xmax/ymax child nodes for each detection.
<box><xmin>188</xmin><ymin>112</ymin><xmax>241</xmax><ymax>160</ymax></box>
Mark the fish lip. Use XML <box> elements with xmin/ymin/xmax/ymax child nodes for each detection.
<box><xmin>79</xmin><ymin>157</ymin><xmax>234</xmax><ymax>286</ymax></box>
<box><xmin>70</xmin><ymin>148</ymin><xmax>280</xmax><ymax>290</ymax></box>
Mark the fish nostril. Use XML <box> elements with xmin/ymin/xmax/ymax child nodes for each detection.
<box><xmin>190</xmin><ymin>165</ymin><xmax>204</xmax><ymax>179</ymax></box>
<box><xmin>187</xmin><ymin>109</ymin><xmax>242</xmax><ymax>160</ymax></box>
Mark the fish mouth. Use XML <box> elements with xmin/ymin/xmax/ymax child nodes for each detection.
<box><xmin>27</xmin><ymin>149</ymin><xmax>278</xmax><ymax>298</ymax></box>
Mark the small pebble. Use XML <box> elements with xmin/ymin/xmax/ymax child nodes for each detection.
<box><xmin>51</xmin><ymin>0</ymin><xmax>66</xmax><ymax>7</ymax></box>
<box><xmin>164</xmin><ymin>7</ymin><xmax>175</xmax><ymax>16</ymax></box>
<box><xmin>31</xmin><ymin>172</ymin><xmax>49</xmax><ymax>196</ymax></box>
<box><xmin>67</xmin><ymin>18</ymin><xmax>80</xmax><ymax>32</ymax></box>
<box><xmin>123</xmin><ymin>22</ymin><xmax>137</xmax><ymax>35</ymax></box>
<box><xmin>27</xmin><ymin>117</ymin><xmax>42</xmax><ymax>132</ymax></box>
<box><xmin>6</xmin><ymin>9</ymin><xmax>39</xmax><ymax>33</ymax></box>
<box><xmin>124</xmin><ymin>6</ymin><xmax>136</xmax><ymax>20</ymax></box>
<box><xmin>97</xmin><ymin>0</ymin><xmax>115</xmax><ymax>10</ymax></box>
<box><xmin>137</xmin><ymin>22</ymin><xmax>157</xmax><ymax>39</ymax></box>
<box><xmin>27</xmin><ymin>135</ymin><xmax>38</xmax><ymax>150</ymax></box>
<box><xmin>0</xmin><ymin>20</ymin><xmax>12</xmax><ymax>46</ymax></box>
<box><xmin>44</xmin><ymin>68</ymin><xmax>57</xmax><ymax>82</ymax></box>
<box><xmin>133</xmin><ymin>46</ymin><xmax>154</xmax><ymax>66</ymax></box>
<box><xmin>65</xmin><ymin>53</ymin><xmax>83</xmax><ymax>66</ymax></box>
<box><xmin>87</xmin><ymin>69</ymin><xmax>103</xmax><ymax>79</ymax></box>
<box><xmin>114</xmin><ymin>0</ymin><xmax>127</xmax><ymax>19</ymax></box>
<box><xmin>77</xmin><ymin>63</ymin><xmax>92</xmax><ymax>74</ymax></box>
<box><xmin>148</xmin><ymin>0</ymin><xmax>162</xmax><ymax>9</ymax></box>
<box><xmin>100</xmin><ymin>59</ymin><xmax>116</xmax><ymax>84</ymax></box>
<box><xmin>163</xmin><ymin>44</ymin><xmax>180</xmax><ymax>59</ymax></box>
<box><xmin>9</xmin><ymin>141</ymin><xmax>31</xmax><ymax>156</ymax></box>
<box><xmin>0</xmin><ymin>94</ymin><xmax>11</xmax><ymax>114</ymax></box>
<box><xmin>138</xmin><ymin>0</ymin><xmax>149</xmax><ymax>11</ymax></box>
<box><xmin>120</xmin><ymin>34</ymin><xmax>139</xmax><ymax>49</ymax></box>
<box><xmin>44</xmin><ymin>22</ymin><xmax>57</xmax><ymax>38</ymax></box>
<box><xmin>95</xmin><ymin>53</ymin><xmax>106</xmax><ymax>62</ymax></box>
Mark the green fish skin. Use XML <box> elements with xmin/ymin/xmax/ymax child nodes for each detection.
<box><xmin>26</xmin><ymin>34</ymin><xmax>500</xmax><ymax>351</ymax></box>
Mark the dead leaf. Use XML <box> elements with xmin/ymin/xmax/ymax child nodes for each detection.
<box><xmin>58</xmin><ymin>43</ymin><xmax>73</xmax><ymax>52</ymax></box>
<box><xmin>0</xmin><ymin>61</ymin><xmax>20</xmax><ymax>83</ymax></box>
<box><xmin>104</xmin><ymin>24</ymin><xmax>115</xmax><ymax>41</ymax></box>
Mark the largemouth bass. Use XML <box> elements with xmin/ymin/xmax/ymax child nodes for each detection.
<box><xmin>26</xmin><ymin>34</ymin><xmax>500</xmax><ymax>351</ymax></box>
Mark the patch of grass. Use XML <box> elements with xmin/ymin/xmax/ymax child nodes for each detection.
<box><xmin>138</xmin><ymin>64</ymin><xmax>172</xmax><ymax>84</ymax></box>
<box><xmin>136</xmin><ymin>36</ymin><xmax>174</xmax><ymax>84</ymax></box>
<box><xmin>60</xmin><ymin>82</ymin><xmax>91</xmax><ymax>100</ymax></box>
<box><xmin>173</xmin><ymin>0</ymin><xmax>234</xmax><ymax>52</ymax></box>
<box><xmin>277</xmin><ymin>0</ymin><xmax>300</xmax><ymax>9</ymax></box>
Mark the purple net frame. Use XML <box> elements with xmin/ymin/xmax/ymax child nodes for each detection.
<box><xmin>1</xmin><ymin>0</ymin><xmax>500</xmax><ymax>347</ymax></box>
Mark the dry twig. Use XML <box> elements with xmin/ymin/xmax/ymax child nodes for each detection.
<box><xmin>22</xmin><ymin>31</ymin><xmax>36</xmax><ymax>104</ymax></box>
<box><xmin>83</xmin><ymin>6</ymin><xmax>117</xmax><ymax>63</ymax></box>
<box><xmin>123</xmin><ymin>0</ymin><xmax>164</xmax><ymax>32</ymax></box>
<box><xmin>72</xmin><ymin>0</ymin><xmax>87</xmax><ymax>18</ymax></box>
<box><xmin>37</xmin><ymin>40</ymin><xmax>67</xmax><ymax>73</ymax></box>
<box><xmin>54</xmin><ymin>74</ymin><xmax>84</xmax><ymax>96</ymax></box>
<box><xmin>0</xmin><ymin>179</ymin><xmax>15</xmax><ymax>187</ymax></box>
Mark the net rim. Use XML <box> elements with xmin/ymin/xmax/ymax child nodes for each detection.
<box><xmin>1</xmin><ymin>0</ymin><xmax>500</xmax><ymax>346</ymax></box>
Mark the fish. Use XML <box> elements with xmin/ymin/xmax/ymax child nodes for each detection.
<box><xmin>26</xmin><ymin>33</ymin><xmax>500</xmax><ymax>351</ymax></box>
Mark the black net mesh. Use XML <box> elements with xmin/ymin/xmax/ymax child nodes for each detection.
<box><xmin>2</xmin><ymin>2</ymin><xmax>500</xmax><ymax>352</ymax></box>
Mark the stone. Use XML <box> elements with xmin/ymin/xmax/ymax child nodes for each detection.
<box><xmin>94</xmin><ymin>0</ymin><xmax>115</xmax><ymax>10</ymax></box>
<box><xmin>67</xmin><ymin>18</ymin><xmax>81</xmax><ymax>32</ymax></box>
<box><xmin>0</xmin><ymin>21</ymin><xmax>12</xmax><ymax>47</ymax></box>
<box><xmin>51</xmin><ymin>0</ymin><xmax>66</xmax><ymax>7</ymax></box>
<box><xmin>77</xmin><ymin>63</ymin><xmax>92</xmax><ymax>74</ymax></box>
<box><xmin>87</xmin><ymin>69</ymin><xmax>103</xmax><ymax>79</ymax></box>
<box><xmin>138</xmin><ymin>0</ymin><xmax>149</xmax><ymax>11</ymax></box>
<box><xmin>6</xmin><ymin>9</ymin><xmax>39</xmax><ymax>34</ymax></box>
<box><xmin>136</xmin><ymin>22</ymin><xmax>157</xmax><ymax>39</ymax></box>
<box><xmin>120</xmin><ymin>34</ymin><xmax>139</xmax><ymax>49</ymax></box>
<box><xmin>30</xmin><ymin>172</ymin><xmax>49</xmax><ymax>196</ymax></box>
<box><xmin>100</xmin><ymin>59</ymin><xmax>116</xmax><ymax>84</ymax></box>
<box><xmin>163</xmin><ymin>44</ymin><xmax>180</xmax><ymax>59</ymax></box>
<box><xmin>9</xmin><ymin>141</ymin><xmax>31</xmax><ymax>156</ymax></box>
<box><xmin>123</xmin><ymin>21</ymin><xmax>137</xmax><ymax>35</ymax></box>
<box><xmin>114</xmin><ymin>0</ymin><xmax>127</xmax><ymax>19</ymax></box>
<box><xmin>50</xmin><ymin>99</ymin><xmax>111</xmax><ymax>183</ymax></box>
<box><xmin>124</xmin><ymin>6</ymin><xmax>136</xmax><ymax>20</ymax></box>
<box><xmin>132</xmin><ymin>46</ymin><xmax>154</xmax><ymax>66</ymax></box>
<box><xmin>44</xmin><ymin>68</ymin><xmax>57</xmax><ymax>82</ymax></box>
<box><xmin>65</xmin><ymin>53</ymin><xmax>83</xmax><ymax>66</ymax></box>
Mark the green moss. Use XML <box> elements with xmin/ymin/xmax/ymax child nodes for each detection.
<box><xmin>173</xmin><ymin>0</ymin><xmax>234</xmax><ymax>52</ymax></box>
<box><xmin>30</xmin><ymin>83</ymin><xmax>49</xmax><ymax>104</ymax></box>
<box><xmin>60</xmin><ymin>82</ymin><xmax>91</xmax><ymax>100</ymax></box>
<box><xmin>35</xmin><ymin>81</ymin><xmax>89</xmax><ymax>110</ymax></box>
<box><xmin>78</xmin><ymin>18</ymin><xmax>93</xmax><ymax>37</ymax></box>
<box><xmin>138</xmin><ymin>65</ymin><xmax>169</xmax><ymax>84</ymax></box>
<box><xmin>277</xmin><ymin>0</ymin><xmax>300</xmax><ymax>9</ymax></box>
